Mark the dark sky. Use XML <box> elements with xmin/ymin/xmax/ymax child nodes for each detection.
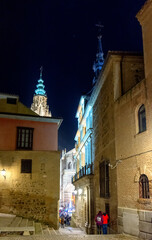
<box><xmin>0</xmin><ymin>0</ymin><xmax>145</xmax><ymax>151</ymax></box>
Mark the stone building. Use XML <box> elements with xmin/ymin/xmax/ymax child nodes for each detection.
<box><xmin>60</xmin><ymin>149</ymin><xmax>76</xmax><ymax>211</ymax></box>
<box><xmin>72</xmin><ymin>32</ymin><xmax>104</xmax><ymax>233</ymax></box>
<box><xmin>73</xmin><ymin>1</ymin><xmax>152</xmax><ymax>237</ymax></box>
<box><xmin>115</xmin><ymin>1</ymin><xmax>152</xmax><ymax>238</ymax></box>
<box><xmin>31</xmin><ymin>67</ymin><xmax>51</xmax><ymax>117</ymax></box>
<box><xmin>0</xmin><ymin>93</ymin><xmax>62</xmax><ymax>229</ymax></box>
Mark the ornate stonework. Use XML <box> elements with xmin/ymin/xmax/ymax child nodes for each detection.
<box><xmin>31</xmin><ymin>67</ymin><xmax>51</xmax><ymax>117</ymax></box>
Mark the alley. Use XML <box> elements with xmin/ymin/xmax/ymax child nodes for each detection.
<box><xmin>0</xmin><ymin>226</ymin><xmax>142</xmax><ymax>240</ymax></box>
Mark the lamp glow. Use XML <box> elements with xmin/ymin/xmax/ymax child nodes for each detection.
<box><xmin>1</xmin><ymin>169</ymin><xmax>6</xmax><ymax>179</ymax></box>
<box><xmin>74</xmin><ymin>190</ymin><xmax>77</xmax><ymax>195</ymax></box>
<box><xmin>78</xmin><ymin>188</ymin><xmax>82</xmax><ymax>195</ymax></box>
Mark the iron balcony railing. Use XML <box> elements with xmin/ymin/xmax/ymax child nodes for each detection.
<box><xmin>72</xmin><ymin>162</ymin><xmax>94</xmax><ymax>183</ymax></box>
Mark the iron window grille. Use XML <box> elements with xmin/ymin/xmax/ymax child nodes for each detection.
<box><xmin>100</xmin><ymin>161</ymin><xmax>110</xmax><ymax>198</ymax></box>
<box><xmin>139</xmin><ymin>174</ymin><xmax>150</xmax><ymax>199</ymax></box>
<box><xmin>17</xmin><ymin>127</ymin><xmax>34</xmax><ymax>150</ymax></box>
<box><xmin>138</xmin><ymin>104</ymin><xmax>146</xmax><ymax>133</ymax></box>
<box><xmin>21</xmin><ymin>159</ymin><xmax>32</xmax><ymax>173</ymax></box>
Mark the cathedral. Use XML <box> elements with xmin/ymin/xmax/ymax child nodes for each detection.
<box><xmin>31</xmin><ymin>67</ymin><xmax>51</xmax><ymax>117</ymax></box>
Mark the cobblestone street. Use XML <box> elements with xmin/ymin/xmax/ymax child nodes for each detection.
<box><xmin>0</xmin><ymin>227</ymin><xmax>142</xmax><ymax>240</ymax></box>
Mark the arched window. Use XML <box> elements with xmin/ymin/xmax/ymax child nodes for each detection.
<box><xmin>139</xmin><ymin>174</ymin><xmax>150</xmax><ymax>199</ymax></box>
<box><xmin>138</xmin><ymin>104</ymin><xmax>146</xmax><ymax>133</ymax></box>
<box><xmin>68</xmin><ymin>162</ymin><xmax>71</xmax><ymax>169</ymax></box>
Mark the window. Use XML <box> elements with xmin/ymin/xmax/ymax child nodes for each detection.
<box><xmin>21</xmin><ymin>159</ymin><xmax>32</xmax><ymax>173</ymax></box>
<box><xmin>139</xmin><ymin>174</ymin><xmax>150</xmax><ymax>199</ymax></box>
<box><xmin>7</xmin><ymin>97</ymin><xmax>17</xmax><ymax>104</ymax></box>
<box><xmin>17</xmin><ymin>127</ymin><xmax>34</xmax><ymax>150</ymax></box>
<box><xmin>105</xmin><ymin>203</ymin><xmax>110</xmax><ymax>226</ymax></box>
<box><xmin>138</xmin><ymin>105</ymin><xmax>146</xmax><ymax>133</ymax></box>
<box><xmin>68</xmin><ymin>162</ymin><xmax>72</xmax><ymax>169</ymax></box>
<box><xmin>100</xmin><ymin>161</ymin><xmax>109</xmax><ymax>198</ymax></box>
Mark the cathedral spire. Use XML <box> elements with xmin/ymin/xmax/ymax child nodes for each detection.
<box><xmin>40</xmin><ymin>66</ymin><xmax>43</xmax><ymax>79</ymax></box>
<box><xmin>35</xmin><ymin>66</ymin><xmax>46</xmax><ymax>96</ymax></box>
<box><xmin>92</xmin><ymin>24</ymin><xmax>104</xmax><ymax>85</ymax></box>
<box><xmin>31</xmin><ymin>67</ymin><xmax>51</xmax><ymax>117</ymax></box>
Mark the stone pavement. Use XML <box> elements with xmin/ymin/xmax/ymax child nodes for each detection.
<box><xmin>0</xmin><ymin>226</ymin><xmax>142</xmax><ymax>240</ymax></box>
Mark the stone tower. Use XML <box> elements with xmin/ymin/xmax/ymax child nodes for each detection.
<box><xmin>92</xmin><ymin>25</ymin><xmax>104</xmax><ymax>85</ymax></box>
<box><xmin>31</xmin><ymin>67</ymin><xmax>51</xmax><ymax>117</ymax></box>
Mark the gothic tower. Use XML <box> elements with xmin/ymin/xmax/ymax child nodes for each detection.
<box><xmin>92</xmin><ymin>25</ymin><xmax>104</xmax><ymax>85</ymax></box>
<box><xmin>31</xmin><ymin>67</ymin><xmax>51</xmax><ymax>117</ymax></box>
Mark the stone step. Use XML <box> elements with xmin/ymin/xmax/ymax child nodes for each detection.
<box><xmin>0</xmin><ymin>215</ymin><xmax>35</xmax><ymax>235</ymax></box>
<box><xmin>19</xmin><ymin>218</ymin><xmax>28</xmax><ymax>227</ymax></box>
<box><xmin>43</xmin><ymin>226</ymin><xmax>52</xmax><ymax>236</ymax></box>
<box><xmin>0</xmin><ymin>216</ymin><xmax>15</xmax><ymax>227</ymax></box>
<box><xmin>9</xmin><ymin>216</ymin><xmax>22</xmax><ymax>227</ymax></box>
<box><xmin>35</xmin><ymin>222</ymin><xmax>43</xmax><ymax>235</ymax></box>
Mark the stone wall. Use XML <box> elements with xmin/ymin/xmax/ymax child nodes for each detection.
<box><xmin>93</xmin><ymin>66</ymin><xmax>118</xmax><ymax>233</ymax></box>
<box><xmin>115</xmin><ymin>78</ymin><xmax>152</xmax><ymax>238</ymax></box>
<box><xmin>0</xmin><ymin>150</ymin><xmax>60</xmax><ymax>229</ymax></box>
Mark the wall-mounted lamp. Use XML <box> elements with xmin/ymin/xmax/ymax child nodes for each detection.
<box><xmin>78</xmin><ymin>188</ymin><xmax>83</xmax><ymax>195</ymax></box>
<box><xmin>1</xmin><ymin>169</ymin><xmax>6</xmax><ymax>179</ymax></box>
<box><xmin>74</xmin><ymin>190</ymin><xmax>77</xmax><ymax>195</ymax></box>
<box><xmin>108</xmin><ymin>160</ymin><xmax>122</xmax><ymax>169</ymax></box>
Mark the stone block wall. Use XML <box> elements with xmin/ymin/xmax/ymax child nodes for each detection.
<box><xmin>118</xmin><ymin>207</ymin><xmax>152</xmax><ymax>239</ymax></box>
<box><xmin>0</xmin><ymin>150</ymin><xmax>60</xmax><ymax>229</ymax></box>
<box><xmin>93</xmin><ymin>67</ymin><xmax>118</xmax><ymax>233</ymax></box>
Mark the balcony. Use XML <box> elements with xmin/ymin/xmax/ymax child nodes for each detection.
<box><xmin>72</xmin><ymin>162</ymin><xmax>94</xmax><ymax>183</ymax></box>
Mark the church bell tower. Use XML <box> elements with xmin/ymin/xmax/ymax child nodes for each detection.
<box><xmin>31</xmin><ymin>67</ymin><xmax>51</xmax><ymax>117</ymax></box>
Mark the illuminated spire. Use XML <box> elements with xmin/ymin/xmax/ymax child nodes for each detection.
<box><xmin>93</xmin><ymin>24</ymin><xmax>104</xmax><ymax>85</ymax></box>
<box><xmin>35</xmin><ymin>66</ymin><xmax>46</xmax><ymax>96</ymax></box>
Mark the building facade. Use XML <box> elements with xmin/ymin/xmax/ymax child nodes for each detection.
<box><xmin>0</xmin><ymin>93</ymin><xmax>62</xmax><ymax>229</ymax></box>
<box><xmin>72</xmin><ymin>33</ymin><xmax>104</xmax><ymax>233</ymax></box>
<box><xmin>73</xmin><ymin>1</ymin><xmax>152</xmax><ymax>237</ymax></box>
<box><xmin>115</xmin><ymin>1</ymin><xmax>152</xmax><ymax>238</ymax></box>
<box><xmin>31</xmin><ymin>67</ymin><xmax>51</xmax><ymax>117</ymax></box>
<box><xmin>60</xmin><ymin>149</ymin><xmax>76</xmax><ymax>211</ymax></box>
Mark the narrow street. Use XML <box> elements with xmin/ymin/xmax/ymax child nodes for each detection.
<box><xmin>0</xmin><ymin>226</ymin><xmax>142</xmax><ymax>240</ymax></box>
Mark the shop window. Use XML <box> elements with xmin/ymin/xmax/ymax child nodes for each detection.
<box><xmin>17</xmin><ymin>127</ymin><xmax>34</xmax><ymax>150</ymax></box>
<box><xmin>100</xmin><ymin>161</ymin><xmax>109</xmax><ymax>198</ymax></box>
<box><xmin>21</xmin><ymin>159</ymin><xmax>32</xmax><ymax>173</ymax></box>
<box><xmin>139</xmin><ymin>174</ymin><xmax>150</xmax><ymax>199</ymax></box>
<box><xmin>138</xmin><ymin>105</ymin><xmax>146</xmax><ymax>133</ymax></box>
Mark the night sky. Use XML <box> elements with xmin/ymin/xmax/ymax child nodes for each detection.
<box><xmin>0</xmin><ymin>0</ymin><xmax>145</xmax><ymax>151</ymax></box>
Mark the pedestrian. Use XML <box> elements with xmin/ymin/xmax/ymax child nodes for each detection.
<box><xmin>61</xmin><ymin>215</ymin><xmax>65</xmax><ymax>228</ymax></box>
<box><xmin>102</xmin><ymin>212</ymin><xmax>109</xmax><ymax>234</ymax></box>
<box><xmin>95</xmin><ymin>211</ymin><xmax>103</xmax><ymax>234</ymax></box>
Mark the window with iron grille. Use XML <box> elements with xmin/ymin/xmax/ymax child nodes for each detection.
<box><xmin>100</xmin><ymin>161</ymin><xmax>110</xmax><ymax>198</ymax></box>
<box><xmin>17</xmin><ymin>127</ymin><xmax>34</xmax><ymax>150</ymax></box>
<box><xmin>138</xmin><ymin>105</ymin><xmax>146</xmax><ymax>133</ymax></box>
<box><xmin>21</xmin><ymin>159</ymin><xmax>32</xmax><ymax>173</ymax></box>
<box><xmin>139</xmin><ymin>174</ymin><xmax>150</xmax><ymax>199</ymax></box>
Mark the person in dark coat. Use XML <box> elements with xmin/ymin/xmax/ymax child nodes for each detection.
<box><xmin>95</xmin><ymin>211</ymin><xmax>103</xmax><ymax>234</ymax></box>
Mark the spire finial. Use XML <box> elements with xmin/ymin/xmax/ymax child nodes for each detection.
<box><xmin>92</xmin><ymin>23</ymin><xmax>104</xmax><ymax>85</ymax></box>
<box><xmin>40</xmin><ymin>66</ymin><xmax>43</xmax><ymax>79</ymax></box>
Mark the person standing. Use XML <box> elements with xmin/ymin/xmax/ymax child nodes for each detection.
<box><xmin>102</xmin><ymin>212</ymin><xmax>109</xmax><ymax>234</ymax></box>
<box><xmin>61</xmin><ymin>216</ymin><xmax>65</xmax><ymax>228</ymax></box>
<box><xmin>95</xmin><ymin>211</ymin><xmax>103</xmax><ymax>234</ymax></box>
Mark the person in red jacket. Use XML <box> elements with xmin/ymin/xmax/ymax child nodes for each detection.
<box><xmin>95</xmin><ymin>211</ymin><xmax>103</xmax><ymax>234</ymax></box>
<box><xmin>102</xmin><ymin>212</ymin><xmax>109</xmax><ymax>234</ymax></box>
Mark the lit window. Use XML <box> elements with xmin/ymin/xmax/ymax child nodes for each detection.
<box><xmin>17</xmin><ymin>127</ymin><xmax>34</xmax><ymax>150</ymax></box>
<box><xmin>21</xmin><ymin>159</ymin><xmax>32</xmax><ymax>173</ymax></box>
<box><xmin>100</xmin><ymin>161</ymin><xmax>109</xmax><ymax>198</ymax></box>
<box><xmin>139</xmin><ymin>174</ymin><xmax>150</xmax><ymax>199</ymax></box>
<box><xmin>138</xmin><ymin>105</ymin><xmax>146</xmax><ymax>133</ymax></box>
